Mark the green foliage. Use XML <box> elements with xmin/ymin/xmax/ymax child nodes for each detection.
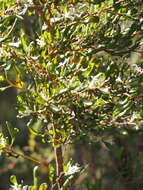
<box><xmin>0</xmin><ymin>0</ymin><xmax>143</xmax><ymax>189</ymax></box>
<box><xmin>6</xmin><ymin>121</ymin><xmax>19</xmax><ymax>146</ymax></box>
<box><xmin>9</xmin><ymin>163</ymin><xmax>82</xmax><ymax>190</ymax></box>
<box><xmin>0</xmin><ymin>133</ymin><xmax>8</xmax><ymax>152</ymax></box>
<box><xmin>9</xmin><ymin>167</ymin><xmax>48</xmax><ymax>190</ymax></box>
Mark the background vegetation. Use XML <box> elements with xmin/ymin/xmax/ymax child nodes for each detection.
<box><xmin>0</xmin><ymin>0</ymin><xmax>143</xmax><ymax>189</ymax></box>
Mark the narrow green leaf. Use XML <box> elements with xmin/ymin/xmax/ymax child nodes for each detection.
<box><xmin>6</xmin><ymin>121</ymin><xmax>15</xmax><ymax>146</ymax></box>
<box><xmin>0</xmin><ymin>86</ymin><xmax>10</xmax><ymax>91</ymax></box>
<box><xmin>33</xmin><ymin>166</ymin><xmax>39</xmax><ymax>190</ymax></box>
<box><xmin>39</xmin><ymin>183</ymin><xmax>48</xmax><ymax>190</ymax></box>
<box><xmin>10</xmin><ymin>175</ymin><xmax>18</xmax><ymax>185</ymax></box>
<box><xmin>27</xmin><ymin>119</ymin><xmax>44</xmax><ymax>137</ymax></box>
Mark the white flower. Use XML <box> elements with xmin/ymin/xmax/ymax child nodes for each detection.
<box><xmin>36</xmin><ymin>38</ymin><xmax>46</xmax><ymax>48</ymax></box>
<box><xmin>0</xmin><ymin>133</ymin><xmax>7</xmax><ymax>150</ymax></box>
<box><xmin>9</xmin><ymin>41</ymin><xmax>21</xmax><ymax>48</ymax></box>
<box><xmin>65</xmin><ymin>164</ymin><xmax>80</xmax><ymax>175</ymax></box>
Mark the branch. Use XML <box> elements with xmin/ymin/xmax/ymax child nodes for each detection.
<box><xmin>5</xmin><ymin>147</ymin><xmax>49</xmax><ymax>167</ymax></box>
<box><xmin>51</xmin><ymin>172</ymin><xmax>64</xmax><ymax>190</ymax></box>
<box><xmin>52</xmin><ymin>123</ymin><xmax>64</xmax><ymax>189</ymax></box>
<box><xmin>4</xmin><ymin>78</ymin><xmax>28</xmax><ymax>92</ymax></box>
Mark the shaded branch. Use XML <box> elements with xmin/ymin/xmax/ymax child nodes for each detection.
<box><xmin>5</xmin><ymin>147</ymin><xmax>49</xmax><ymax>167</ymax></box>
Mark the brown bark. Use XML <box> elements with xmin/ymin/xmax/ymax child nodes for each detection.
<box><xmin>52</xmin><ymin>123</ymin><xmax>64</xmax><ymax>189</ymax></box>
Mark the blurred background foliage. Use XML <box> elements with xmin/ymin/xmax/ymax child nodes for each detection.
<box><xmin>0</xmin><ymin>0</ymin><xmax>143</xmax><ymax>189</ymax></box>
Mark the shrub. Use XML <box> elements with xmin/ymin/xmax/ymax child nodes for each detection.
<box><xmin>0</xmin><ymin>0</ymin><xmax>143</xmax><ymax>189</ymax></box>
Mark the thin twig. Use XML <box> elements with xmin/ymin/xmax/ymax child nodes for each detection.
<box><xmin>5</xmin><ymin>147</ymin><xmax>49</xmax><ymax>167</ymax></box>
<box><xmin>52</xmin><ymin>123</ymin><xmax>64</xmax><ymax>189</ymax></box>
